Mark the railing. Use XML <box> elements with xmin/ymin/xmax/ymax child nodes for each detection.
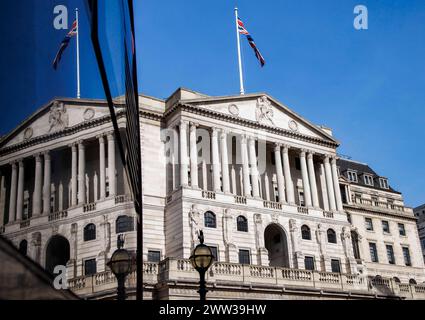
<box><xmin>20</xmin><ymin>220</ymin><xmax>30</xmax><ymax>229</ymax></box>
<box><xmin>83</xmin><ymin>203</ymin><xmax>97</xmax><ymax>213</ymax></box>
<box><xmin>67</xmin><ymin>258</ymin><xmax>425</xmax><ymax>300</ymax></box>
<box><xmin>263</xmin><ymin>200</ymin><xmax>282</xmax><ymax>210</ymax></box>
<box><xmin>234</xmin><ymin>196</ymin><xmax>247</xmax><ymax>204</ymax></box>
<box><xmin>202</xmin><ymin>191</ymin><xmax>216</xmax><ymax>200</ymax></box>
<box><xmin>48</xmin><ymin>210</ymin><xmax>68</xmax><ymax>222</ymax></box>
<box><xmin>352</xmin><ymin>198</ymin><xmax>407</xmax><ymax>213</ymax></box>
<box><xmin>297</xmin><ymin>206</ymin><xmax>309</xmax><ymax>214</ymax></box>
<box><xmin>115</xmin><ymin>195</ymin><xmax>132</xmax><ymax>205</ymax></box>
<box><xmin>323</xmin><ymin>211</ymin><xmax>334</xmax><ymax>218</ymax></box>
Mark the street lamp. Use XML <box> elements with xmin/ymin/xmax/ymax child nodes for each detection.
<box><xmin>107</xmin><ymin>235</ymin><xmax>132</xmax><ymax>300</ymax></box>
<box><xmin>189</xmin><ymin>231</ymin><xmax>215</xmax><ymax>301</ymax></box>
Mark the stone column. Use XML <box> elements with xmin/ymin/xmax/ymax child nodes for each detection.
<box><xmin>220</xmin><ymin>130</ymin><xmax>230</xmax><ymax>193</ymax></box>
<box><xmin>201</xmin><ymin>160</ymin><xmax>207</xmax><ymax>190</ymax></box>
<box><xmin>300</xmin><ymin>150</ymin><xmax>312</xmax><ymax>207</ymax></box>
<box><xmin>189</xmin><ymin>122</ymin><xmax>199</xmax><ymax>189</ymax></box>
<box><xmin>16</xmin><ymin>160</ymin><xmax>25</xmax><ymax>221</ymax></box>
<box><xmin>231</xmin><ymin>165</ymin><xmax>237</xmax><ymax>195</ymax></box>
<box><xmin>264</xmin><ymin>173</ymin><xmax>271</xmax><ymax>201</ymax></box>
<box><xmin>78</xmin><ymin>142</ymin><xmax>86</xmax><ymax>205</ymax></box>
<box><xmin>8</xmin><ymin>163</ymin><xmax>18</xmax><ymax>223</ymax></box>
<box><xmin>43</xmin><ymin>152</ymin><xmax>52</xmax><ymax>215</ymax></box>
<box><xmin>248</xmin><ymin>137</ymin><xmax>260</xmax><ymax>198</ymax></box>
<box><xmin>282</xmin><ymin>145</ymin><xmax>295</xmax><ymax>204</ymax></box>
<box><xmin>307</xmin><ymin>152</ymin><xmax>320</xmax><ymax>208</ymax></box>
<box><xmin>274</xmin><ymin>144</ymin><xmax>286</xmax><ymax>203</ymax></box>
<box><xmin>289</xmin><ymin>219</ymin><xmax>302</xmax><ymax>269</ymax></box>
<box><xmin>319</xmin><ymin>163</ymin><xmax>330</xmax><ymax>211</ymax></box>
<box><xmin>324</xmin><ymin>156</ymin><xmax>336</xmax><ymax>211</ymax></box>
<box><xmin>107</xmin><ymin>133</ymin><xmax>117</xmax><ymax>197</ymax></box>
<box><xmin>211</xmin><ymin>128</ymin><xmax>221</xmax><ymax>192</ymax></box>
<box><xmin>32</xmin><ymin>154</ymin><xmax>43</xmax><ymax>216</ymax></box>
<box><xmin>99</xmin><ymin>135</ymin><xmax>106</xmax><ymax>199</ymax></box>
<box><xmin>71</xmin><ymin>144</ymin><xmax>78</xmax><ymax>206</ymax></box>
<box><xmin>241</xmin><ymin>136</ymin><xmax>251</xmax><ymax>197</ymax></box>
<box><xmin>331</xmin><ymin>157</ymin><xmax>344</xmax><ymax>211</ymax></box>
<box><xmin>179</xmin><ymin>121</ymin><xmax>189</xmax><ymax>187</ymax></box>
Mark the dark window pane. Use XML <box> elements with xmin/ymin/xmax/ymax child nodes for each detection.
<box><xmin>84</xmin><ymin>224</ymin><xmax>96</xmax><ymax>241</ymax></box>
<box><xmin>147</xmin><ymin>250</ymin><xmax>161</xmax><ymax>263</ymax></box>
<box><xmin>84</xmin><ymin>259</ymin><xmax>97</xmax><ymax>276</ymax></box>
<box><xmin>116</xmin><ymin>216</ymin><xmax>134</xmax><ymax>233</ymax></box>
<box><xmin>239</xmin><ymin>250</ymin><xmax>250</xmax><ymax>265</ymax></box>
<box><xmin>327</xmin><ymin>229</ymin><xmax>337</xmax><ymax>244</ymax></box>
<box><xmin>204</xmin><ymin>212</ymin><xmax>216</xmax><ymax>228</ymax></box>
<box><xmin>365</xmin><ymin>218</ymin><xmax>374</xmax><ymax>231</ymax></box>
<box><xmin>369</xmin><ymin>243</ymin><xmax>378</xmax><ymax>262</ymax></box>
<box><xmin>301</xmin><ymin>225</ymin><xmax>311</xmax><ymax>240</ymax></box>
<box><xmin>386</xmin><ymin>245</ymin><xmax>395</xmax><ymax>264</ymax></box>
<box><xmin>295</xmin><ymin>158</ymin><xmax>301</xmax><ymax>171</ymax></box>
<box><xmin>304</xmin><ymin>256</ymin><xmax>315</xmax><ymax>271</ymax></box>
<box><xmin>398</xmin><ymin>224</ymin><xmax>406</xmax><ymax>236</ymax></box>
<box><xmin>237</xmin><ymin>216</ymin><xmax>248</xmax><ymax>232</ymax></box>
<box><xmin>209</xmin><ymin>246</ymin><xmax>218</xmax><ymax>262</ymax></box>
<box><xmin>382</xmin><ymin>221</ymin><xmax>390</xmax><ymax>233</ymax></box>
<box><xmin>331</xmin><ymin>259</ymin><xmax>341</xmax><ymax>273</ymax></box>
<box><xmin>403</xmin><ymin>247</ymin><xmax>411</xmax><ymax>266</ymax></box>
<box><xmin>19</xmin><ymin>240</ymin><xmax>28</xmax><ymax>256</ymax></box>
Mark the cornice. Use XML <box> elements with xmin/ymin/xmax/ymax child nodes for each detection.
<box><xmin>164</xmin><ymin>103</ymin><xmax>339</xmax><ymax>149</ymax></box>
<box><xmin>343</xmin><ymin>204</ymin><xmax>417</xmax><ymax>222</ymax></box>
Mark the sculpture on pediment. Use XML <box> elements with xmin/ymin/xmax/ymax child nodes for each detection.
<box><xmin>256</xmin><ymin>96</ymin><xmax>275</xmax><ymax>126</ymax></box>
<box><xmin>189</xmin><ymin>205</ymin><xmax>201</xmax><ymax>249</ymax></box>
<box><xmin>49</xmin><ymin>101</ymin><xmax>69</xmax><ymax>133</ymax></box>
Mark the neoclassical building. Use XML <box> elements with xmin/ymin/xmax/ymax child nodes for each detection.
<box><xmin>0</xmin><ymin>88</ymin><xmax>424</xmax><ymax>300</ymax></box>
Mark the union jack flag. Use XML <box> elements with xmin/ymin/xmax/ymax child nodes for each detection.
<box><xmin>238</xmin><ymin>17</ymin><xmax>266</xmax><ymax>68</ymax></box>
<box><xmin>237</xmin><ymin>17</ymin><xmax>250</xmax><ymax>35</ymax></box>
<box><xmin>53</xmin><ymin>20</ymin><xmax>78</xmax><ymax>70</ymax></box>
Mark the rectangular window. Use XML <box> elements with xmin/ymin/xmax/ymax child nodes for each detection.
<box><xmin>365</xmin><ymin>218</ymin><xmax>374</xmax><ymax>231</ymax></box>
<box><xmin>369</xmin><ymin>243</ymin><xmax>379</xmax><ymax>262</ymax></box>
<box><xmin>239</xmin><ymin>250</ymin><xmax>250</xmax><ymax>265</ymax></box>
<box><xmin>299</xmin><ymin>192</ymin><xmax>305</xmax><ymax>207</ymax></box>
<box><xmin>402</xmin><ymin>247</ymin><xmax>411</xmax><ymax>266</ymax></box>
<box><xmin>347</xmin><ymin>171</ymin><xmax>358</xmax><ymax>182</ymax></box>
<box><xmin>398</xmin><ymin>223</ymin><xmax>406</xmax><ymax>236</ymax></box>
<box><xmin>386</xmin><ymin>245</ymin><xmax>395</xmax><ymax>264</ymax></box>
<box><xmin>209</xmin><ymin>246</ymin><xmax>218</xmax><ymax>262</ymax></box>
<box><xmin>382</xmin><ymin>221</ymin><xmax>390</xmax><ymax>234</ymax></box>
<box><xmin>331</xmin><ymin>259</ymin><xmax>341</xmax><ymax>273</ymax></box>
<box><xmin>304</xmin><ymin>256</ymin><xmax>315</xmax><ymax>271</ymax></box>
<box><xmin>84</xmin><ymin>259</ymin><xmax>97</xmax><ymax>276</ymax></box>
<box><xmin>379</xmin><ymin>178</ymin><xmax>389</xmax><ymax>189</ymax></box>
<box><xmin>364</xmin><ymin>175</ymin><xmax>374</xmax><ymax>186</ymax></box>
<box><xmin>147</xmin><ymin>250</ymin><xmax>161</xmax><ymax>263</ymax></box>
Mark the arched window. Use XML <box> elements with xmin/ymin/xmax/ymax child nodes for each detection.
<box><xmin>116</xmin><ymin>216</ymin><xmax>134</xmax><ymax>234</ymax></box>
<box><xmin>84</xmin><ymin>224</ymin><xmax>96</xmax><ymax>241</ymax></box>
<box><xmin>19</xmin><ymin>240</ymin><xmax>28</xmax><ymax>256</ymax></box>
<box><xmin>237</xmin><ymin>216</ymin><xmax>248</xmax><ymax>232</ymax></box>
<box><xmin>301</xmin><ymin>225</ymin><xmax>311</xmax><ymax>240</ymax></box>
<box><xmin>204</xmin><ymin>211</ymin><xmax>216</xmax><ymax>228</ymax></box>
<box><xmin>327</xmin><ymin>229</ymin><xmax>337</xmax><ymax>243</ymax></box>
<box><xmin>409</xmin><ymin>279</ymin><xmax>417</xmax><ymax>285</ymax></box>
<box><xmin>393</xmin><ymin>277</ymin><xmax>401</xmax><ymax>283</ymax></box>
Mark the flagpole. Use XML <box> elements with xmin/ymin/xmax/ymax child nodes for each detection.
<box><xmin>235</xmin><ymin>7</ymin><xmax>245</xmax><ymax>95</ymax></box>
<box><xmin>76</xmin><ymin>8</ymin><xmax>81</xmax><ymax>99</ymax></box>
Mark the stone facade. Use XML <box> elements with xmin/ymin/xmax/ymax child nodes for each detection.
<box><xmin>414</xmin><ymin>204</ymin><xmax>425</xmax><ymax>263</ymax></box>
<box><xmin>0</xmin><ymin>88</ymin><xmax>424</xmax><ymax>299</ymax></box>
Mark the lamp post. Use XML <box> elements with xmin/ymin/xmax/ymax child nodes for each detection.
<box><xmin>189</xmin><ymin>231</ymin><xmax>215</xmax><ymax>301</ymax></box>
<box><xmin>107</xmin><ymin>235</ymin><xmax>132</xmax><ymax>301</ymax></box>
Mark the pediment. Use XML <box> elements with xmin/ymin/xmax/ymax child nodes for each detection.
<box><xmin>184</xmin><ymin>94</ymin><xmax>337</xmax><ymax>144</ymax></box>
<box><xmin>1</xmin><ymin>99</ymin><xmax>111</xmax><ymax>149</ymax></box>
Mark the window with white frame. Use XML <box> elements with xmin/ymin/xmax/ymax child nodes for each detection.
<box><xmin>379</xmin><ymin>178</ymin><xmax>389</xmax><ymax>189</ymax></box>
<box><xmin>347</xmin><ymin>171</ymin><xmax>358</xmax><ymax>182</ymax></box>
<box><xmin>364</xmin><ymin>174</ymin><xmax>374</xmax><ymax>186</ymax></box>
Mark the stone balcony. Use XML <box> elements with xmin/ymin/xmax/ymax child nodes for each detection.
<box><xmin>344</xmin><ymin>198</ymin><xmax>414</xmax><ymax>216</ymax></box>
<box><xmin>68</xmin><ymin>258</ymin><xmax>425</xmax><ymax>300</ymax></box>
<box><xmin>166</xmin><ymin>187</ymin><xmax>347</xmax><ymax>222</ymax></box>
<box><xmin>3</xmin><ymin>194</ymin><xmax>134</xmax><ymax>234</ymax></box>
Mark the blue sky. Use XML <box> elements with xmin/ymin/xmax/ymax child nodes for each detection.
<box><xmin>1</xmin><ymin>0</ymin><xmax>425</xmax><ymax>207</ymax></box>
